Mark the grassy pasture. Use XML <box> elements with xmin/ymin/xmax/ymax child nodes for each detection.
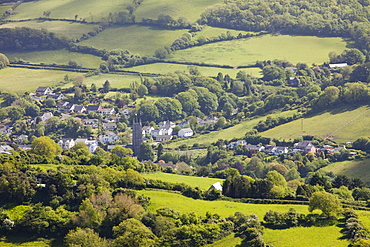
<box><xmin>264</xmin><ymin>226</ymin><xmax>348</xmax><ymax>247</ymax></box>
<box><xmin>79</xmin><ymin>25</ymin><xmax>187</xmax><ymax>55</ymax></box>
<box><xmin>169</xmin><ymin>35</ymin><xmax>348</xmax><ymax>67</ymax></box>
<box><xmin>205</xmin><ymin>234</ymin><xmax>243</xmax><ymax>247</ymax></box>
<box><xmin>134</xmin><ymin>0</ymin><xmax>223</xmax><ymax>22</ymax></box>
<box><xmin>83</xmin><ymin>73</ymin><xmax>141</xmax><ymax>89</ymax></box>
<box><xmin>143</xmin><ymin>172</ymin><xmax>223</xmax><ymax>190</ymax></box>
<box><xmin>6</xmin><ymin>0</ymin><xmax>131</xmax><ymax>21</ymax></box>
<box><xmin>126</xmin><ymin>63</ymin><xmax>262</xmax><ymax>77</ymax></box>
<box><xmin>195</xmin><ymin>26</ymin><xmax>253</xmax><ymax>40</ymax></box>
<box><xmin>4</xmin><ymin>49</ymin><xmax>103</xmax><ymax>68</ymax></box>
<box><xmin>261</xmin><ymin>105</ymin><xmax>370</xmax><ymax>143</ymax></box>
<box><xmin>320</xmin><ymin>159</ymin><xmax>370</xmax><ymax>185</ymax></box>
<box><xmin>0</xmin><ymin>238</ymin><xmax>51</xmax><ymax>247</ymax></box>
<box><xmin>0</xmin><ymin>21</ymin><xmax>99</xmax><ymax>40</ymax></box>
<box><xmin>0</xmin><ymin>67</ymin><xmax>82</xmax><ymax>93</ymax></box>
<box><xmin>167</xmin><ymin>110</ymin><xmax>298</xmax><ymax>148</ymax></box>
<box><xmin>139</xmin><ymin>190</ymin><xmax>311</xmax><ymax>219</ymax></box>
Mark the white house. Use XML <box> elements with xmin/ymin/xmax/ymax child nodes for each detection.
<box><xmin>40</xmin><ymin>112</ymin><xmax>54</xmax><ymax>122</ymax></box>
<box><xmin>100</xmin><ymin>108</ymin><xmax>116</xmax><ymax>116</ymax></box>
<box><xmin>35</xmin><ymin>86</ymin><xmax>52</xmax><ymax>96</ymax></box>
<box><xmin>178</xmin><ymin>128</ymin><xmax>194</xmax><ymax>138</ymax></box>
<box><xmin>155</xmin><ymin>135</ymin><xmax>173</xmax><ymax>142</ymax></box>
<box><xmin>209</xmin><ymin>182</ymin><xmax>223</xmax><ymax>191</ymax></box>
<box><xmin>151</xmin><ymin>126</ymin><xmax>173</xmax><ymax>138</ymax></box>
<box><xmin>82</xmin><ymin>119</ymin><xmax>99</xmax><ymax>128</ymax></box>
<box><xmin>121</xmin><ymin>108</ymin><xmax>134</xmax><ymax>115</ymax></box>
<box><xmin>75</xmin><ymin>138</ymin><xmax>98</xmax><ymax>153</ymax></box>
<box><xmin>142</xmin><ymin>126</ymin><xmax>154</xmax><ymax>136</ymax></box>
<box><xmin>58</xmin><ymin>138</ymin><xmax>75</xmax><ymax>149</ymax></box>
<box><xmin>98</xmin><ymin>131</ymin><xmax>120</xmax><ymax>144</ymax></box>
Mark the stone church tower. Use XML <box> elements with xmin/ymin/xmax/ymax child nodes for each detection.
<box><xmin>132</xmin><ymin>116</ymin><xmax>142</xmax><ymax>156</ymax></box>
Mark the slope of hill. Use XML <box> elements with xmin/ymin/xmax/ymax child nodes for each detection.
<box><xmin>320</xmin><ymin>159</ymin><xmax>370</xmax><ymax>185</ymax></box>
<box><xmin>261</xmin><ymin>105</ymin><xmax>370</xmax><ymax>143</ymax></box>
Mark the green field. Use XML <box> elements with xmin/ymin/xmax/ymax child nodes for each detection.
<box><xmin>264</xmin><ymin>226</ymin><xmax>348</xmax><ymax>247</ymax></box>
<box><xmin>167</xmin><ymin>110</ymin><xmax>298</xmax><ymax>148</ymax></box>
<box><xmin>83</xmin><ymin>73</ymin><xmax>141</xmax><ymax>89</ymax></box>
<box><xmin>0</xmin><ymin>21</ymin><xmax>99</xmax><ymax>40</ymax></box>
<box><xmin>169</xmin><ymin>35</ymin><xmax>348</xmax><ymax>67</ymax></box>
<box><xmin>139</xmin><ymin>190</ymin><xmax>311</xmax><ymax>219</ymax></box>
<box><xmin>0</xmin><ymin>238</ymin><xmax>51</xmax><ymax>247</ymax></box>
<box><xmin>79</xmin><ymin>25</ymin><xmax>187</xmax><ymax>55</ymax></box>
<box><xmin>0</xmin><ymin>67</ymin><xmax>82</xmax><ymax>93</ymax></box>
<box><xmin>143</xmin><ymin>172</ymin><xmax>223</xmax><ymax>190</ymax></box>
<box><xmin>134</xmin><ymin>0</ymin><xmax>223</xmax><ymax>22</ymax></box>
<box><xmin>261</xmin><ymin>105</ymin><xmax>370</xmax><ymax>143</ymax></box>
<box><xmin>126</xmin><ymin>63</ymin><xmax>262</xmax><ymax>78</ymax></box>
<box><xmin>195</xmin><ymin>26</ymin><xmax>253</xmax><ymax>40</ymax></box>
<box><xmin>320</xmin><ymin>159</ymin><xmax>370</xmax><ymax>185</ymax></box>
<box><xmin>6</xmin><ymin>0</ymin><xmax>131</xmax><ymax>21</ymax></box>
<box><xmin>205</xmin><ymin>234</ymin><xmax>243</xmax><ymax>247</ymax></box>
<box><xmin>4</xmin><ymin>49</ymin><xmax>103</xmax><ymax>68</ymax></box>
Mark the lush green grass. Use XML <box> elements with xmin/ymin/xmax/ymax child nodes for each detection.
<box><xmin>83</xmin><ymin>73</ymin><xmax>141</xmax><ymax>89</ymax></box>
<box><xmin>5</xmin><ymin>205</ymin><xmax>31</xmax><ymax>221</ymax></box>
<box><xmin>4</xmin><ymin>49</ymin><xmax>103</xmax><ymax>68</ymax></box>
<box><xmin>358</xmin><ymin>211</ymin><xmax>370</xmax><ymax>231</ymax></box>
<box><xmin>143</xmin><ymin>172</ymin><xmax>224</xmax><ymax>190</ymax></box>
<box><xmin>167</xmin><ymin>110</ymin><xmax>298</xmax><ymax>148</ymax></box>
<box><xmin>0</xmin><ymin>67</ymin><xmax>82</xmax><ymax>93</ymax></box>
<box><xmin>0</xmin><ymin>237</ymin><xmax>51</xmax><ymax>247</ymax></box>
<box><xmin>261</xmin><ymin>105</ymin><xmax>370</xmax><ymax>143</ymax></box>
<box><xmin>29</xmin><ymin>164</ymin><xmax>61</xmax><ymax>172</ymax></box>
<box><xmin>134</xmin><ymin>0</ymin><xmax>223</xmax><ymax>22</ymax></box>
<box><xmin>320</xmin><ymin>159</ymin><xmax>370</xmax><ymax>185</ymax></box>
<box><xmin>79</xmin><ymin>25</ymin><xmax>187</xmax><ymax>55</ymax></box>
<box><xmin>205</xmin><ymin>234</ymin><xmax>243</xmax><ymax>247</ymax></box>
<box><xmin>138</xmin><ymin>190</ymin><xmax>311</xmax><ymax>219</ymax></box>
<box><xmin>264</xmin><ymin>226</ymin><xmax>349</xmax><ymax>247</ymax></box>
<box><xmin>0</xmin><ymin>21</ymin><xmax>99</xmax><ymax>40</ymax></box>
<box><xmin>125</xmin><ymin>63</ymin><xmax>262</xmax><ymax>78</ymax></box>
<box><xmin>6</xmin><ymin>0</ymin><xmax>131</xmax><ymax>21</ymax></box>
<box><xmin>169</xmin><ymin>34</ymin><xmax>348</xmax><ymax>67</ymax></box>
<box><xmin>195</xmin><ymin>26</ymin><xmax>253</xmax><ymax>40</ymax></box>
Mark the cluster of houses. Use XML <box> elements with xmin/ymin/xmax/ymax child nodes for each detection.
<box><xmin>227</xmin><ymin>140</ymin><xmax>346</xmax><ymax>156</ymax></box>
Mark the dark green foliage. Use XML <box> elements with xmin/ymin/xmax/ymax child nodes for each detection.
<box><xmin>0</xmin><ymin>27</ymin><xmax>68</xmax><ymax>51</ymax></box>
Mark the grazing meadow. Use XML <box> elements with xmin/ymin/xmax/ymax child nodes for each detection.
<box><xmin>79</xmin><ymin>25</ymin><xmax>187</xmax><ymax>55</ymax></box>
<box><xmin>6</xmin><ymin>0</ymin><xmax>131</xmax><ymax>21</ymax></box>
<box><xmin>168</xmin><ymin>35</ymin><xmax>348</xmax><ymax>67</ymax></box>
<box><xmin>143</xmin><ymin>172</ymin><xmax>224</xmax><ymax>190</ymax></box>
<box><xmin>134</xmin><ymin>0</ymin><xmax>224</xmax><ymax>22</ymax></box>
<box><xmin>320</xmin><ymin>159</ymin><xmax>370</xmax><ymax>185</ymax></box>
<box><xmin>0</xmin><ymin>67</ymin><xmax>82</xmax><ymax>93</ymax></box>
<box><xmin>261</xmin><ymin>105</ymin><xmax>370</xmax><ymax>143</ymax></box>
<box><xmin>0</xmin><ymin>21</ymin><xmax>98</xmax><ymax>40</ymax></box>
<box><xmin>4</xmin><ymin>49</ymin><xmax>103</xmax><ymax>68</ymax></box>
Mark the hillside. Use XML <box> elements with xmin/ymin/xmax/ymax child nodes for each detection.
<box><xmin>261</xmin><ymin>105</ymin><xmax>370</xmax><ymax>143</ymax></box>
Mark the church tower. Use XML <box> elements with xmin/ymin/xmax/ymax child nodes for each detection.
<box><xmin>132</xmin><ymin>116</ymin><xmax>142</xmax><ymax>156</ymax></box>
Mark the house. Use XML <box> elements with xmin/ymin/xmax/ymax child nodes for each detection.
<box><xmin>155</xmin><ymin>135</ymin><xmax>173</xmax><ymax>142</ymax></box>
<box><xmin>245</xmin><ymin>144</ymin><xmax>265</xmax><ymax>154</ymax></box>
<box><xmin>98</xmin><ymin>131</ymin><xmax>120</xmax><ymax>144</ymax></box>
<box><xmin>60</xmin><ymin>113</ymin><xmax>72</xmax><ymax>121</ymax></box>
<box><xmin>58</xmin><ymin>138</ymin><xmax>75</xmax><ymax>149</ymax></box>
<box><xmin>329</xmin><ymin>63</ymin><xmax>348</xmax><ymax>68</ymax></box>
<box><xmin>82</xmin><ymin>119</ymin><xmax>99</xmax><ymax>128</ymax></box>
<box><xmin>16</xmin><ymin>134</ymin><xmax>29</xmax><ymax>144</ymax></box>
<box><xmin>40</xmin><ymin>112</ymin><xmax>54</xmax><ymax>122</ymax></box>
<box><xmin>100</xmin><ymin>108</ymin><xmax>116</xmax><ymax>116</ymax></box>
<box><xmin>86</xmin><ymin>105</ymin><xmax>102</xmax><ymax>113</ymax></box>
<box><xmin>209</xmin><ymin>182</ymin><xmax>223</xmax><ymax>191</ymax></box>
<box><xmin>294</xmin><ymin>141</ymin><xmax>316</xmax><ymax>154</ymax></box>
<box><xmin>75</xmin><ymin>138</ymin><xmax>98</xmax><ymax>153</ymax></box>
<box><xmin>159</xmin><ymin>120</ymin><xmax>176</xmax><ymax>129</ymax></box>
<box><xmin>57</xmin><ymin>101</ymin><xmax>72</xmax><ymax>111</ymax></box>
<box><xmin>102</xmin><ymin>122</ymin><xmax>116</xmax><ymax>130</ymax></box>
<box><xmin>73</xmin><ymin>105</ymin><xmax>86</xmax><ymax>114</ymax></box>
<box><xmin>103</xmin><ymin>116</ymin><xmax>120</xmax><ymax>123</ymax></box>
<box><xmin>270</xmin><ymin>146</ymin><xmax>289</xmax><ymax>156</ymax></box>
<box><xmin>178</xmin><ymin>128</ymin><xmax>194</xmax><ymax>138</ymax></box>
<box><xmin>151</xmin><ymin>126</ymin><xmax>173</xmax><ymax>138</ymax></box>
<box><xmin>198</xmin><ymin>116</ymin><xmax>219</xmax><ymax>125</ymax></box>
<box><xmin>228</xmin><ymin>140</ymin><xmax>247</xmax><ymax>149</ymax></box>
<box><xmin>285</xmin><ymin>67</ymin><xmax>298</xmax><ymax>74</ymax></box>
<box><xmin>0</xmin><ymin>126</ymin><xmax>12</xmax><ymax>135</ymax></box>
<box><xmin>0</xmin><ymin>145</ymin><xmax>13</xmax><ymax>153</ymax></box>
<box><xmin>288</xmin><ymin>77</ymin><xmax>300</xmax><ymax>87</ymax></box>
<box><xmin>121</xmin><ymin>108</ymin><xmax>134</xmax><ymax>115</ymax></box>
<box><xmin>142</xmin><ymin>126</ymin><xmax>154</xmax><ymax>136</ymax></box>
<box><xmin>49</xmin><ymin>93</ymin><xmax>64</xmax><ymax>100</ymax></box>
<box><xmin>35</xmin><ymin>87</ymin><xmax>52</xmax><ymax>96</ymax></box>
